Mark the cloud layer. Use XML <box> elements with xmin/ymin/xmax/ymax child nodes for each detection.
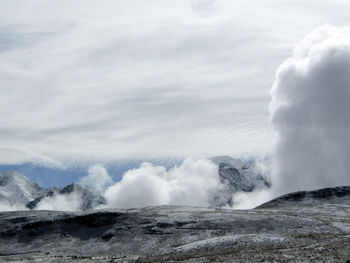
<box><xmin>2</xmin><ymin>0</ymin><xmax>350</xmax><ymax>164</ymax></box>
<box><xmin>103</xmin><ymin>159</ymin><xmax>221</xmax><ymax>208</ymax></box>
<box><xmin>270</xmin><ymin>25</ymin><xmax>350</xmax><ymax>195</ymax></box>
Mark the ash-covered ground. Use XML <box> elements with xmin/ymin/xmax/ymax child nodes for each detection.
<box><xmin>0</xmin><ymin>186</ymin><xmax>349</xmax><ymax>262</ymax></box>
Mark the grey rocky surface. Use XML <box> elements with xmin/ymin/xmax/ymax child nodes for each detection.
<box><xmin>0</xmin><ymin>186</ymin><xmax>349</xmax><ymax>262</ymax></box>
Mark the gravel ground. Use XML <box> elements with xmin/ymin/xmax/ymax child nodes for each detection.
<box><xmin>0</xmin><ymin>187</ymin><xmax>349</xmax><ymax>262</ymax></box>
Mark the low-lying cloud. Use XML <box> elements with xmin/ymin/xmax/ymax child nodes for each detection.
<box><xmin>10</xmin><ymin>157</ymin><xmax>270</xmax><ymax>212</ymax></box>
<box><xmin>79</xmin><ymin>165</ymin><xmax>113</xmax><ymax>193</ymax></box>
<box><xmin>230</xmin><ymin>189</ymin><xmax>272</xmax><ymax>210</ymax></box>
<box><xmin>0</xmin><ymin>200</ymin><xmax>27</xmax><ymax>212</ymax></box>
<box><xmin>35</xmin><ymin>192</ymin><xmax>82</xmax><ymax>212</ymax></box>
<box><xmin>102</xmin><ymin>159</ymin><xmax>222</xmax><ymax>208</ymax></box>
<box><xmin>270</xmin><ymin>24</ymin><xmax>350</xmax><ymax>195</ymax></box>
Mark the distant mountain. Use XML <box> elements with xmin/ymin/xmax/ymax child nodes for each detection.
<box><xmin>0</xmin><ymin>171</ymin><xmax>105</xmax><ymax>211</ymax></box>
<box><xmin>0</xmin><ymin>156</ymin><xmax>271</xmax><ymax>211</ymax></box>
<box><xmin>0</xmin><ymin>171</ymin><xmax>45</xmax><ymax>206</ymax></box>
<box><xmin>210</xmin><ymin>156</ymin><xmax>271</xmax><ymax>207</ymax></box>
<box><xmin>26</xmin><ymin>183</ymin><xmax>106</xmax><ymax>210</ymax></box>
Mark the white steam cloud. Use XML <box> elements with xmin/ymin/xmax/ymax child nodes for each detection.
<box><xmin>230</xmin><ymin>189</ymin><xmax>272</xmax><ymax>210</ymax></box>
<box><xmin>26</xmin><ymin>158</ymin><xmax>270</xmax><ymax>211</ymax></box>
<box><xmin>35</xmin><ymin>192</ymin><xmax>82</xmax><ymax>212</ymax></box>
<box><xmin>102</xmin><ymin>159</ymin><xmax>222</xmax><ymax>209</ymax></box>
<box><xmin>0</xmin><ymin>201</ymin><xmax>27</xmax><ymax>212</ymax></box>
<box><xmin>270</xmin><ymin>24</ymin><xmax>350</xmax><ymax>195</ymax></box>
<box><xmin>79</xmin><ymin>165</ymin><xmax>113</xmax><ymax>193</ymax></box>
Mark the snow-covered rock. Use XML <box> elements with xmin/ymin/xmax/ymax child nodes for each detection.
<box><xmin>27</xmin><ymin>183</ymin><xmax>106</xmax><ymax>211</ymax></box>
<box><xmin>0</xmin><ymin>171</ymin><xmax>105</xmax><ymax>211</ymax></box>
<box><xmin>210</xmin><ymin>156</ymin><xmax>270</xmax><ymax>207</ymax></box>
<box><xmin>0</xmin><ymin>171</ymin><xmax>44</xmax><ymax>207</ymax></box>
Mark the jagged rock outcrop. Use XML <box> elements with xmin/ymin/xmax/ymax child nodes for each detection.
<box><xmin>0</xmin><ymin>171</ymin><xmax>45</xmax><ymax>207</ymax></box>
<box><xmin>209</xmin><ymin>156</ymin><xmax>270</xmax><ymax>207</ymax></box>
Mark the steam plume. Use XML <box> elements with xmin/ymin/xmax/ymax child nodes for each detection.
<box><xmin>270</xmin><ymin>25</ymin><xmax>350</xmax><ymax>195</ymax></box>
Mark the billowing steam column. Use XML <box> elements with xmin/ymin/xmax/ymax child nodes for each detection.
<box><xmin>270</xmin><ymin>25</ymin><xmax>350</xmax><ymax>195</ymax></box>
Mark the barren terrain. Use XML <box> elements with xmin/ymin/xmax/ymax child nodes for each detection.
<box><xmin>0</xmin><ymin>187</ymin><xmax>349</xmax><ymax>262</ymax></box>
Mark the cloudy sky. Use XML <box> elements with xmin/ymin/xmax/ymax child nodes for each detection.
<box><xmin>1</xmin><ymin>0</ymin><xmax>350</xmax><ymax>167</ymax></box>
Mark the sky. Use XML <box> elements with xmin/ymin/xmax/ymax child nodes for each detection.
<box><xmin>1</xmin><ymin>0</ymin><xmax>350</xmax><ymax>176</ymax></box>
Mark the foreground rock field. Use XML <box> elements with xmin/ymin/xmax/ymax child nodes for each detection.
<box><xmin>0</xmin><ymin>186</ymin><xmax>349</xmax><ymax>262</ymax></box>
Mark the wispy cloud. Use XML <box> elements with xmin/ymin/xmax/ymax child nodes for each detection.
<box><xmin>1</xmin><ymin>1</ymin><xmax>349</xmax><ymax>164</ymax></box>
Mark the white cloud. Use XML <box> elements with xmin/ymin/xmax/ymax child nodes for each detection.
<box><xmin>0</xmin><ymin>0</ymin><xmax>342</xmax><ymax>164</ymax></box>
<box><xmin>0</xmin><ymin>200</ymin><xmax>28</xmax><ymax>212</ymax></box>
<box><xmin>79</xmin><ymin>165</ymin><xmax>113</xmax><ymax>193</ymax></box>
<box><xmin>102</xmin><ymin>158</ymin><xmax>222</xmax><ymax>208</ymax></box>
<box><xmin>0</xmin><ymin>148</ymin><xmax>63</xmax><ymax>168</ymax></box>
<box><xmin>35</xmin><ymin>192</ymin><xmax>82</xmax><ymax>212</ymax></box>
<box><xmin>270</xmin><ymin>24</ymin><xmax>350</xmax><ymax>195</ymax></box>
<box><xmin>1</xmin><ymin>1</ymin><xmax>350</xmax><ymax>164</ymax></box>
<box><xmin>231</xmin><ymin>189</ymin><xmax>272</xmax><ymax>210</ymax></box>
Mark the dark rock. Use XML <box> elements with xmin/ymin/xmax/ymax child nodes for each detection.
<box><xmin>257</xmin><ymin>186</ymin><xmax>350</xmax><ymax>208</ymax></box>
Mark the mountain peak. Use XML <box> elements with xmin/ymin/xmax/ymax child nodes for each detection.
<box><xmin>0</xmin><ymin>170</ymin><xmax>28</xmax><ymax>184</ymax></box>
<box><xmin>210</xmin><ymin>156</ymin><xmax>248</xmax><ymax>170</ymax></box>
<box><xmin>209</xmin><ymin>156</ymin><xmax>270</xmax><ymax>207</ymax></box>
<box><xmin>0</xmin><ymin>171</ymin><xmax>44</xmax><ymax>206</ymax></box>
<box><xmin>26</xmin><ymin>181</ymin><xmax>106</xmax><ymax>211</ymax></box>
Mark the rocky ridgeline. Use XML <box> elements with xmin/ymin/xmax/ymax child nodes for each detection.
<box><xmin>257</xmin><ymin>186</ymin><xmax>350</xmax><ymax>208</ymax></box>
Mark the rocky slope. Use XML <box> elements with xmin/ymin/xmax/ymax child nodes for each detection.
<box><xmin>0</xmin><ymin>171</ymin><xmax>45</xmax><ymax>207</ymax></box>
<box><xmin>0</xmin><ymin>185</ymin><xmax>349</xmax><ymax>262</ymax></box>
<box><xmin>257</xmin><ymin>186</ymin><xmax>350</xmax><ymax>208</ymax></box>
